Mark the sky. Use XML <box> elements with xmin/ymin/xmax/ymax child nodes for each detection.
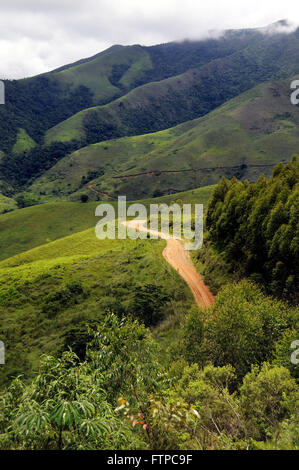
<box><xmin>1</xmin><ymin>0</ymin><xmax>299</xmax><ymax>79</ymax></box>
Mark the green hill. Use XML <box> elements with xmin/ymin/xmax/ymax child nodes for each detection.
<box><xmin>0</xmin><ymin>183</ymin><xmax>213</xmax><ymax>384</ymax></box>
<box><xmin>0</xmin><ymin>31</ymin><xmax>259</xmax><ymax>155</ymax></box>
<box><xmin>0</xmin><ymin>193</ymin><xmax>17</xmax><ymax>214</ymax></box>
<box><xmin>0</xmin><ymin>223</ymin><xmax>193</xmax><ymax>386</ymax></box>
<box><xmin>29</xmin><ymin>77</ymin><xmax>299</xmax><ymax>200</ymax></box>
<box><xmin>51</xmin><ymin>45</ymin><xmax>153</xmax><ymax>104</ymax></box>
<box><xmin>44</xmin><ymin>31</ymin><xmax>299</xmax><ymax>149</ymax></box>
<box><xmin>0</xmin><ymin>45</ymin><xmax>153</xmax><ymax>156</ymax></box>
<box><xmin>0</xmin><ymin>186</ymin><xmax>214</xmax><ymax>261</ymax></box>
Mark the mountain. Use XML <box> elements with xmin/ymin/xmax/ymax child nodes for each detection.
<box><xmin>1</xmin><ymin>21</ymin><xmax>298</xmax><ymax>451</ymax></box>
<box><xmin>25</xmin><ymin>76</ymin><xmax>299</xmax><ymax>201</ymax></box>
<box><xmin>44</xmin><ymin>27</ymin><xmax>299</xmax><ymax>148</ymax></box>
<box><xmin>0</xmin><ymin>36</ymin><xmax>252</xmax><ymax>154</ymax></box>
<box><xmin>1</xmin><ymin>21</ymin><xmax>299</xmax><ymax>201</ymax></box>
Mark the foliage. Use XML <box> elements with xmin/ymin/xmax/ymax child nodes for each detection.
<box><xmin>239</xmin><ymin>363</ymin><xmax>298</xmax><ymax>440</ymax></box>
<box><xmin>1</xmin><ymin>140</ymin><xmax>83</xmax><ymax>188</ymax></box>
<box><xmin>182</xmin><ymin>281</ymin><xmax>298</xmax><ymax>380</ymax></box>
<box><xmin>206</xmin><ymin>158</ymin><xmax>299</xmax><ymax>302</ymax></box>
<box><xmin>130</xmin><ymin>284</ymin><xmax>171</xmax><ymax>326</ymax></box>
<box><xmin>0</xmin><ymin>308</ymin><xmax>298</xmax><ymax>450</ymax></box>
<box><xmin>0</xmin><ymin>351</ymin><xmax>136</xmax><ymax>450</ymax></box>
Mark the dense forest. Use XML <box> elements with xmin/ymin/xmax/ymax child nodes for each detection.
<box><xmin>1</xmin><ymin>140</ymin><xmax>82</xmax><ymax>189</ymax></box>
<box><xmin>205</xmin><ymin>157</ymin><xmax>299</xmax><ymax>302</ymax></box>
<box><xmin>0</xmin><ymin>78</ymin><xmax>93</xmax><ymax>153</ymax></box>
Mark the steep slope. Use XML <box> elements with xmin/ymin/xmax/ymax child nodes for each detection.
<box><xmin>0</xmin><ymin>30</ymin><xmax>261</xmax><ymax>155</ymax></box>
<box><xmin>0</xmin><ymin>45</ymin><xmax>153</xmax><ymax>154</ymax></box>
<box><xmin>29</xmin><ymin>76</ymin><xmax>299</xmax><ymax>200</ymax></box>
<box><xmin>44</xmin><ymin>27</ymin><xmax>299</xmax><ymax>147</ymax></box>
<box><xmin>49</xmin><ymin>45</ymin><xmax>154</xmax><ymax>104</ymax></box>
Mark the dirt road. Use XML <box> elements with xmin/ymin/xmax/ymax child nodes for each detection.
<box><xmin>87</xmin><ymin>184</ymin><xmax>116</xmax><ymax>200</ymax></box>
<box><xmin>124</xmin><ymin>220</ymin><xmax>214</xmax><ymax>308</ymax></box>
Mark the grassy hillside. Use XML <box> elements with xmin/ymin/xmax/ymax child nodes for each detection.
<box><xmin>0</xmin><ymin>182</ymin><xmax>212</xmax><ymax>386</ymax></box>
<box><xmin>30</xmin><ymin>77</ymin><xmax>299</xmax><ymax>200</ymax></box>
<box><xmin>0</xmin><ymin>225</ymin><xmax>193</xmax><ymax>386</ymax></box>
<box><xmin>52</xmin><ymin>45</ymin><xmax>154</xmax><ymax>104</ymax></box>
<box><xmin>0</xmin><ymin>29</ymin><xmax>262</xmax><ymax>155</ymax></box>
<box><xmin>12</xmin><ymin>129</ymin><xmax>36</xmax><ymax>155</ymax></box>
<box><xmin>0</xmin><ymin>186</ymin><xmax>214</xmax><ymax>261</ymax></box>
<box><xmin>0</xmin><ymin>193</ymin><xmax>17</xmax><ymax>214</ymax></box>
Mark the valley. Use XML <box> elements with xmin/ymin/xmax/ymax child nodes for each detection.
<box><xmin>0</xmin><ymin>19</ymin><xmax>298</xmax><ymax>451</ymax></box>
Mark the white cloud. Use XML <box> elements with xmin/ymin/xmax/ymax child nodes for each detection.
<box><xmin>1</xmin><ymin>0</ymin><xmax>299</xmax><ymax>78</ymax></box>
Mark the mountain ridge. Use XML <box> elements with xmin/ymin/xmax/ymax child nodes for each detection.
<box><xmin>1</xmin><ymin>21</ymin><xmax>299</xmax><ymax>202</ymax></box>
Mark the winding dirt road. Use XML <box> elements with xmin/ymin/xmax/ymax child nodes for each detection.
<box><xmin>124</xmin><ymin>220</ymin><xmax>214</xmax><ymax>308</ymax></box>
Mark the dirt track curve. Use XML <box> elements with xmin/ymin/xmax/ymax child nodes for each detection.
<box><xmin>124</xmin><ymin>220</ymin><xmax>214</xmax><ymax>308</ymax></box>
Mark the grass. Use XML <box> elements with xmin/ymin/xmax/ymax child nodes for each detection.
<box><xmin>50</xmin><ymin>45</ymin><xmax>153</xmax><ymax>105</ymax></box>
<box><xmin>0</xmin><ymin>183</ymin><xmax>214</xmax><ymax>385</ymax></box>
<box><xmin>12</xmin><ymin>128</ymin><xmax>36</xmax><ymax>154</ymax></box>
<box><xmin>44</xmin><ymin>69</ymin><xmax>192</xmax><ymax>145</ymax></box>
<box><xmin>0</xmin><ymin>193</ymin><xmax>17</xmax><ymax>214</ymax></box>
<box><xmin>0</xmin><ymin>202</ymin><xmax>100</xmax><ymax>261</ymax></box>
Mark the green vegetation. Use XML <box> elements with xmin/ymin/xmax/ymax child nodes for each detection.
<box><xmin>43</xmin><ymin>27</ymin><xmax>299</xmax><ymax>150</ymax></box>
<box><xmin>1</xmin><ymin>305</ymin><xmax>298</xmax><ymax>449</ymax></box>
<box><xmin>205</xmin><ymin>157</ymin><xmax>299</xmax><ymax>302</ymax></box>
<box><xmin>3</xmin><ymin>27</ymin><xmax>299</xmax><ymax>200</ymax></box>
<box><xmin>1</xmin><ymin>26</ymin><xmax>299</xmax><ymax>451</ymax></box>
<box><xmin>53</xmin><ymin>45</ymin><xmax>153</xmax><ymax>104</ymax></box>
<box><xmin>0</xmin><ymin>224</ymin><xmax>192</xmax><ymax>387</ymax></box>
<box><xmin>182</xmin><ymin>281</ymin><xmax>298</xmax><ymax>380</ymax></box>
<box><xmin>0</xmin><ymin>193</ymin><xmax>17</xmax><ymax>214</ymax></box>
<box><xmin>12</xmin><ymin>129</ymin><xmax>36</xmax><ymax>155</ymax></box>
<box><xmin>0</xmin><ymin>158</ymin><xmax>298</xmax><ymax>450</ymax></box>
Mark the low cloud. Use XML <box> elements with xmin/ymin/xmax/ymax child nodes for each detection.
<box><xmin>259</xmin><ymin>19</ymin><xmax>299</xmax><ymax>35</ymax></box>
<box><xmin>1</xmin><ymin>0</ymin><xmax>299</xmax><ymax>79</ymax></box>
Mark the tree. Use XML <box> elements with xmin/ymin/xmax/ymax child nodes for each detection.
<box><xmin>0</xmin><ymin>352</ymin><xmax>128</xmax><ymax>450</ymax></box>
<box><xmin>205</xmin><ymin>158</ymin><xmax>299</xmax><ymax>302</ymax></box>
<box><xmin>240</xmin><ymin>363</ymin><xmax>298</xmax><ymax>440</ymax></box>
<box><xmin>130</xmin><ymin>284</ymin><xmax>170</xmax><ymax>327</ymax></box>
<box><xmin>80</xmin><ymin>194</ymin><xmax>89</xmax><ymax>203</ymax></box>
<box><xmin>199</xmin><ymin>281</ymin><xmax>297</xmax><ymax>380</ymax></box>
